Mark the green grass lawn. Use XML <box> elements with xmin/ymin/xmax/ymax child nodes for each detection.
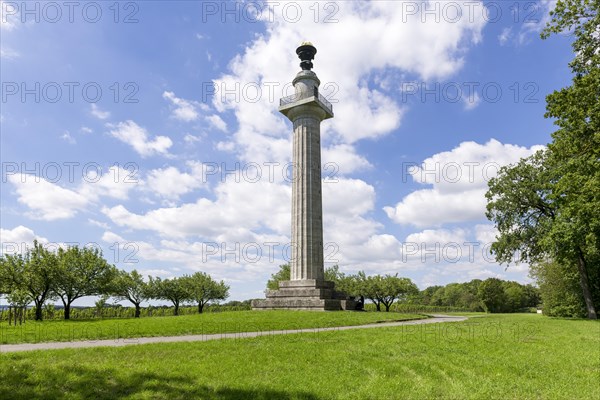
<box><xmin>1</xmin><ymin>313</ymin><xmax>598</xmax><ymax>399</ymax></box>
<box><xmin>0</xmin><ymin>310</ymin><xmax>424</xmax><ymax>345</ymax></box>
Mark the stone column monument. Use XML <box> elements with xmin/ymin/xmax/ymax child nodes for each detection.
<box><xmin>252</xmin><ymin>42</ymin><xmax>354</xmax><ymax>311</ymax></box>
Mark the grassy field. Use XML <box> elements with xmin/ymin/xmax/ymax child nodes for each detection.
<box><xmin>1</xmin><ymin>313</ymin><xmax>598</xmax><ymax>399</ymax></box>
<box><xmin>0</xmin><ymin>310</ymin><xmax>423</xmax><ymax>345</ymax></box>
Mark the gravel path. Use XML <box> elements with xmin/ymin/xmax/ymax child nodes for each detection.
<box><xmin>0</xmin><ymin>314</ymin><xmax>467</xmax><ymax>353</ymax></box>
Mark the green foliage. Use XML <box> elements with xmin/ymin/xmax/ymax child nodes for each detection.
<box><xmin>53</xmin><ymin>245</ymin><xmax>116</xmax><ymax>319</ymax></box>
<box><xmin>0</xmin><ymin>257</ymin><xmax>10</xmax><ymax>295</ymax></box>
<box><xmin>266</xmin><ymin>264</ymin><xmax>290</xmax><ymax>290</ymax></box>
<box><xmin>485</xmin><ymin>0</ymin><xmax>599</xmax><ymax>319</ymax></box>
<box><xmin>541</xmin><ymin>1</ymin><xmax>600</xmax><ymax>318</ymax></box>
<box><xmin>530</xmin><ymin>260</ymin><xmax>587</xmax><ymax>317</ymax></box>
<box><xmin>109</xmin><ymin>270</ymin><xmax>151</xmax><ymax>318</ymax></box>
<box><xmin>418</xmin><ymin>285</ymin><xmax>443</xmax><ymax>305</ymax></box>
<box><xmin>541</xmin><ymin>0</ymin><xmax>599</xmax><ymax>75</ymax></box>
<box><xmin>324</xmin><ymin>264</ymin><xmax>344</xmax><ymax>283</ymax></box>
<box><xmin>314</xmin><ymin>272</ymin><xmax>535</xmax><ymax>314</ymax></box>
<box><xmin>363</xmin><ymin>303</ymin><xmax>474</xmax><ymax>314</ymax></box>
<box><xmin>266</xmin><ymin>264</ymin><xmax>356</xmax><ymax>293</ymax></box>
<box><xmin>324</xmin><ymin>265</ymin><xmax>360</xmax><ymax>295</ymax></box>
<box><xmin>419</xmin><ymin>279</ymin><xmax>538</xmax><ymax>313</ymax></box>
<box><xmin>429</xmin><ymin>282</ymin><xmax>483</xmax><ymax>310</ymax></box>
<box><xmin>182</xmin><ymin>272</ymin><xmax>230</xmax><ymax>313</ymax></box>
<box><xmin>0</xmin><ymin>242</ymin><xmax>234</xmax><ymax>321</ymax></box>
<box><xmin>486</xmin><ymin>141</ymin><xmax>598</xmax><ymax>318</ymax></box>
<box><xmin>478</xmin><ymin>278</ymin><xmax>509</xmax><ymax>313</ymax></box>
<box><xmin>0</xmin><ymin>241</ymin><xmax>57</xmax><ymax>321</ymax></box>
<box><xmin>5</xmin><ymin>289</ymin><xmax>31</xmax><ymax>326</ymax></box>
<box><xmin>486</xmin><ymin>150</ymin><xmax>555</xmax><ymax>265</ymax></box>
<box><xmin>95</xmin><ymin>295</ymin><xmax>110</xmax><ymax>312</ymax></box>
<box><xmin>375</xmin><ymin>274</ymin><xmax>419</xmax><ymax>312</ymax></box>
<box><xmin>350</xmin><ymin>272</ymin><xmax>418</xmax><ymax>312</ymax></box>
<box><xmin>148</xmin><ymin>276</ymin><xmax>191</xmax><ymax>316</ymax></box>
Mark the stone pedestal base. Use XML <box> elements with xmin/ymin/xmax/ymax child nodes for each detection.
<box><xmin>251</xmin><ymin>280</ymin><xmax>356</xmax><ymax>311</ymax></box>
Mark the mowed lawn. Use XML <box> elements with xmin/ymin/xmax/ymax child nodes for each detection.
<box><xmin>1</xmin><ymin>314</ymin><xmax>598</xmax><ymax>399</ymax></box>
<box><xmin>0</xmin><ymin>310</ymin><xmax>423</xmax><ymax>345</ymax></box>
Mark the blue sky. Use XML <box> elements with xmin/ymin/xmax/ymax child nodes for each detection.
<box><xmin>1</xmin><ymin>1</ymin><xmax>573</xmax><ymax>304</ymax></box>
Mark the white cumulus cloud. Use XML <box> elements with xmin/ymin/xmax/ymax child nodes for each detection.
<box><xmin>107</xmin><ymin>120</ymin><xmax>173</xmax><ymax>157</ymax></box>
<box><xmin>163</xmin><ymin>91</ymin><xmax>200</xmax><ymax>122</ymax></box>
<box><xmin>90</xmin><ymin>104</ymin><xmax>111</xmax><ymax>120</ymax></box>
<box><xmin>0</xmin><ymin>225</ymin><xmax>48</xmax><ymax>254</ymax></box>
<box><xmin>384</xmin><ymin>139</ymin><xmax>545</xmax><ymax>228</ymax></box>
<box><xmin>211</xmin><ymin>1</ymin><xmax>487</xmax><ymax>162</ymax></box>
<box><xmin>8</xmin><ymin>175</ymin><xmax>89</xmax><ymax>220</ymax></box>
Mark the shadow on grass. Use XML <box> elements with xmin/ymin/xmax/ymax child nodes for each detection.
<box><xmin>0</xmin><ymin>360</ymin><xmax>321</xmax><ymax>400</ymax></box>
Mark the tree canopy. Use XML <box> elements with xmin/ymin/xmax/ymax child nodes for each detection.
<box><xmin>53</xmin><ymin>246</ymin><xmax>116</xmax><ymax>319</ymax></box>
<box><xmin>486</xmin><ymin>0</ymin><xmax>599</xmax><ymax>319</ymax></box>
<box><xmin>183</xmin><ymin>272</ymin><xmax>230</xmax><ymax>314</ymax></box>
<box><xmin>110</xmin><ymin>269</ymin><xmax>151</xmax><ymax>318</ymax></box>
<box><xmin>0</xmin><ymin>241</ymin><xmax>57</xmax><ymax>320</ymax></box>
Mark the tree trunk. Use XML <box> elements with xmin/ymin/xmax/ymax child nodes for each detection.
<box><xmin>385</xmin><ymin>303</ymin><xmax>390</xmax><ymax>312</ymax></box>
<box><xmin>198</xmin><ymin>302</ymin><xmax>204</xmax><ymax>314</ymax></box>
<box><xmin>174</xmin><ymin>302</ymin><xmax>179</xmax><ymax>316</ymax></box>
<box><xmin>576</xmin><ymin>248</ymin><xmax>597</xmax><ymax>319</ymax></box>
<box><xmin>135</xmin><ymin>304</ymin><xmax>141</xmax><ymax>318</ymax></box>
<box><xmin>64</xmin><ymin>303</ymin><xmax>71</xmax><ymax>320</ymax></box>
<box><xmin>35</xmin><ymin>300</ymin><xmax>43</xmax><ymax>321</ymax></box>
<box><xmin>375</xmin><ymin>302</ymin><xmax>381</xmax><ymax>312</ymax></box>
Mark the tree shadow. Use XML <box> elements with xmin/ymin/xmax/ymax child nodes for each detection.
<box><xmin>0</xmin><ymin>360</ymin><xmax>322</xmax><ymax>400</ymax></box>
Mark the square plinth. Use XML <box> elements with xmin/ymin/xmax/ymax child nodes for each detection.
<box><xmin>251</xmin><ymin>280</ymin><xmax>357</xmax><ymax>311</ymax></box>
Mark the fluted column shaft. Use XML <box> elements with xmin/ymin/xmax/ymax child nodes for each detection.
<box><xmin>279</xmin><ymin>69</ymin><xmax>332</xmax><ymax>284</ymax></box>
<box><xmin>291</xmin><ymin>113</ymin><xmax>324</xmax><ymax>281</ymax></box>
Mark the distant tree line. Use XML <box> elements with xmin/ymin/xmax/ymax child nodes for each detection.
<box><xmin>418</xmin><ymin>278</ymin><xmax>540</xmax><ymax>313</ymax></box>
<box><xmin>267</xmin><ymin>265</ymin><xmax>540</xmax><ymax>313</ymax></box>
<box><xmin>0</xmin><ymin>241</ymin><xmax>229</xmax><ymax>321</ymax></box>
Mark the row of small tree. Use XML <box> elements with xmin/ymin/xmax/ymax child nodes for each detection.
<box><xmin>267</xmin><ymin>265</ymin><xmax>419</xmax><ymax>312</ymax></box>
<box><xmin>0</xmin><ymin>241</ymin><xmax>229</xmax><ymax>320</ymax></box>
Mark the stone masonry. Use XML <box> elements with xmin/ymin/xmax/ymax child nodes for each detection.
<box><xmin>252</xmin><ymin>43</ymin><xmax>355</xmax><ymax>311</ymax></box>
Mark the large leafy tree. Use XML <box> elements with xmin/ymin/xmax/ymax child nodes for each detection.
<box><xmin>53</xmin><ymin>246</ymin><xmax>116</xmax><ymax>319</ymax></box>
<box><xmin>355</xmin><ymin>271</ymin><xmax>382</xmax><ymax>311</ymax></box>
<box><xmin>110</xmin><ymin>269</ymin><xmax>151</xmax><ymax>318</ymax></box>
<box><xmin>486</xmin><ymin>151</ymin><xmax>598</xmax><ymax>318</ymax></box>
<box><xmin>355</xmin><ymin>273</ymin><xmax>418</xmax><ymax>312</ymax></box>
<box><xmin>376</xmin><ymin>274</ymin><xmax>419</xmax><ymax>312</ymax></box>
<box><xmin>0</xmin><ymin>241</ymin><xmax>57</xmax><ymax>321</ymax></box>
<box><xmin>486</xmin><ymin>0</ymin><xmax>599</xmax><ymax>319</ymax></box>
<box><xmin>183</xmin><ymin>272</ymin><xmax>230</xmax><ymax>313</ymax></box>
<box><xmin>543</xmin><ymin>0</ymin><xmax>600</xmax><ymax>319</ymax></box>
